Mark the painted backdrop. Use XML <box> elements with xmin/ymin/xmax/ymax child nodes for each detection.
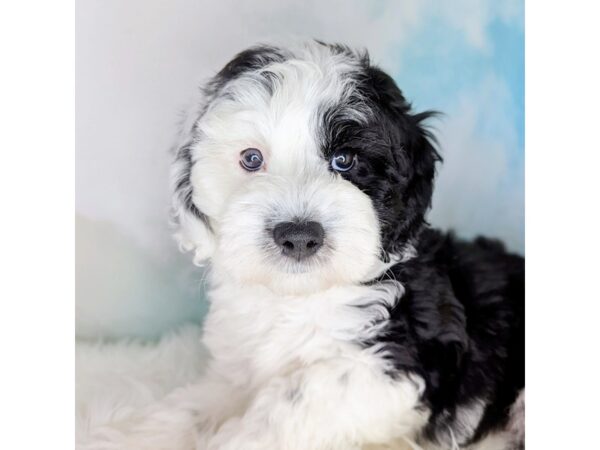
<box><xmin>76</xmin><ymin>0</ymin><xmax>524</xmax><ymax>339</ymax></box>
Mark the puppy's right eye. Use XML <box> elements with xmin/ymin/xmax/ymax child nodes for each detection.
<box><xmin>240</xmin><ymin>148</ymin><xmax>264</xmax><ymax>172</ymax></box>
<box><xmin>331</xmin><ymin>150</ymin><xmax>357</xmax><ymax>172</ymax></box>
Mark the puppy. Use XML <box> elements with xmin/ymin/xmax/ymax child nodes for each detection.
<box><xmin>89</xmin><ymin>41</ymin><xmax>524</xmax><ymax>450</ymax></box>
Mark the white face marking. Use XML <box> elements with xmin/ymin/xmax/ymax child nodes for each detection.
<box><xmin>181</xmin><ymin>46</ymin><xmax>382</xmax><ymax>294</ymax></box>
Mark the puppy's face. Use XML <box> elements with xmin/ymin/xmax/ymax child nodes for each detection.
<box><xmin>173</xmin><ymin>43</ymin><xmax>439</xmax><ymax>295</ymax></box>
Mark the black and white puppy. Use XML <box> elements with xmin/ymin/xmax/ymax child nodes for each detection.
<box><xmin>108</xmin><ymin>41</ymin><xmax>525</xmax><ymax>450</ymax></box>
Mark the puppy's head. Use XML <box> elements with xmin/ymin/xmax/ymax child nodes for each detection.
<box><xmin>172</xmin><ymin>42</ymin><xmax>440</xmax><ymax>295</ymax></box>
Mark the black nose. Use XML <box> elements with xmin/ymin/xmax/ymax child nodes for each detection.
<box><xmin>272</xmin><ymin>221</ymin><xmax>325</xmax><ymax>260</ymax></box>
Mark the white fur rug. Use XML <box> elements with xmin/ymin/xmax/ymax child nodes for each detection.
<box><xmin>76</xmin><ymin>325</ymin><xmax>208</xmax><ymax>445</ymax></box>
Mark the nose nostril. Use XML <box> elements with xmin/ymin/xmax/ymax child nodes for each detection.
<box><xmin>272</xmin><ymin>221</ymin><xmax>325</xmax><ymax>260</ymax></box>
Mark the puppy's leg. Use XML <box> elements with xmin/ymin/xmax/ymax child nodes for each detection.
<box><xmin>205</xmin><ymin>357</ymin><xmax>428</xmax><ymax>450</ymax></box>
<box><xmin>79</xmin><ymin>373</ymin><xmax>247</xmax><ymax>450</ymax></box>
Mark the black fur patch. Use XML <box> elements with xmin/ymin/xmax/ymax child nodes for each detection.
<box><xmin>207</xmin><ymin>45</ymin><xmax>289</xmax><ymax>99</ymax></box>
<box><xmin>371</xmin><ymin>230</ymin><xmax>523</xmax><ymax>445</ymax></box>
<box><xmin>317</xmin><ymin>51</ymin><xmax>441</xmax><ymax>257</ymax></box>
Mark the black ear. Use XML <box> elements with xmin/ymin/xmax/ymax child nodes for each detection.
<box><xmin>399</xmin><ymin>111</ymin><xmax>442</xmax><ymax>243</ymax></box>
<box><xmin>360</xmin><ymin>67</ymin><xmax>442</xmax><ymax>254</ymax></box>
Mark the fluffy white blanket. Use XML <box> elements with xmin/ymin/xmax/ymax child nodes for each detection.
<box><xmin>76</xmin><ymin>325</ymin><xmax>208</xmax><ymax>445</ymax></box>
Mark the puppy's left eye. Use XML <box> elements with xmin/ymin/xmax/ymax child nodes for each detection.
<box><xmin>240</xmin><ymin>148</ymin><xmax>264</xmax><ymax>172</ymax></box>
<box><xmin>331</xmin><ymin>150</ymin><xmax>357</xmax><ymax>172</ymax></box>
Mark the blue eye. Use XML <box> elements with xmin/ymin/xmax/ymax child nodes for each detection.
<box><xmin>331</xmin><ymin>150</ymin><xmax>357</xmax><ymax>172</ymax></box>
<box><xmin>240</xmin><ymin>148</ymin><xmax>264</xmax><ymax>171</ymax></box>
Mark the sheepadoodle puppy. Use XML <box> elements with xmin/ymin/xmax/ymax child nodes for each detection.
<box><xmin>91</xmin><ymin>41</ymin><xmax>525</xmax><ymax>450</ymax></box>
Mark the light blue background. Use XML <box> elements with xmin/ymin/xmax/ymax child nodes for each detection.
<box><xmin>76</xmin><ymin>0</ymin><xmax>524</xmax><ymax>339</ymax></box>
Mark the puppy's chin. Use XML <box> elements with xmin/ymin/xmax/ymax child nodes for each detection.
<box><xmin>252</xmin><ymin>272</ymin><xmax>338</xmax><ymax>296</ymax></box>
<box><xmin>212</xmin><ymin>252</ymin><xmax>380</xmax><ymax>296</ymax></box>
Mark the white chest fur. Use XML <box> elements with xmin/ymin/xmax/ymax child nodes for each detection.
<box><xmin>202</xmin><ymin>281</ymin><xmax>401</xmax><ymax>385</ymax></box>
<box><xmin>196</xmin><ymin>279</ymin><xmax>430</xmax><ymax>450</ymax></box>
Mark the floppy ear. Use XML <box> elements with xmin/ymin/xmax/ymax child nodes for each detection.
<box><xmin>170</xmin><ymin>105</ymin><xmax>217</xmax><ymax>265</ymax></box>
<box><xmin>399</xmin><ymin>111</ymin><xmax>442</xmax><ymax>243</ymax></box>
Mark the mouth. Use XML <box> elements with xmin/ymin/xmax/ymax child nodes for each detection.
<box><xmin>270</xmin><ymin>248</ymin><xmax>328</xmax><ymax>274</ymax></box>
